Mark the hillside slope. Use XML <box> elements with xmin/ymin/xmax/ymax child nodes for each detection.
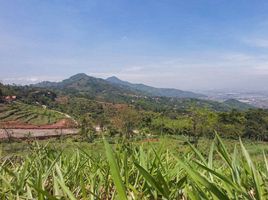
<box><xmin>32</xmin><ymin>73</ymin><xmax>254</xmax><ymax>112</ymax></box>
<box><xmin>223</xmin><ymin>99</ymin><xmax>254</xmax><ymax>110</ymax></box>
<box><xmin>106</xmin><ymin>76</ymin><xmax>206</xmax><ymax>98</ymax></box>
<box><xmin>0</xmin><ymin>102</ymin><xmax>77</xmax><ymax>128</ymax></box>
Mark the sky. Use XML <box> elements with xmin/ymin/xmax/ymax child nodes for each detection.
<box><xmin>1</xmin><ymin>0</ymin><xmax>268</xmax><ymax>92</ymax></box>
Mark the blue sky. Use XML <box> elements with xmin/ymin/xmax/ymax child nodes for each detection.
<box><xmin>1</xmin><ymin>0</ymin><xmax>268</xmax><ymax>91</ymax></box>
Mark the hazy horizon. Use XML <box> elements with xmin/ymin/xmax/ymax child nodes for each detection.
<box><xmin>1</xmin><ymin>1</ymin><xmax>268</xmax><ymax>92</ymax></box>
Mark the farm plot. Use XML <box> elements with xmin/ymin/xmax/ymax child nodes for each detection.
<box><xmin>0</xmin><ymin>102</ymin><xmax>73</xmax><ymax>127</ymax></box>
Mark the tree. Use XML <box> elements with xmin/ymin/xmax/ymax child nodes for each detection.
<box><xmin>218</xmin><ymin>109</ymin><xmax>245</xmax><ymax>139</ymax></box>
<box><xmin>80</xmin><ymin>116</ymin><xmax>96</xmax><ymax>142</ymax></box>
<box><xmin>111</xmin><ymin>107</ymin><xmax>140</xmax><ymax>138</ymax></box>
<box><xmin>188</xmin><ymin>108</ymin><xmax>217</xmax><ymax>146</ymax></box>
<box><xmin>244</xmin><ymin>109</ymin><xmax>268</xmax><ymax>140</ymax></box>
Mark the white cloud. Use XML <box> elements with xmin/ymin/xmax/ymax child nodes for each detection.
<box><xmin>1</xmin><ymin>76</ymin><xmax>63</xmax><ymax>85</ymax></box>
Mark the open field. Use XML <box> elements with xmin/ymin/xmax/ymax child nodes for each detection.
<box><xmin>1</xmin><ymin>135</ymin><xmax>268</xmax><ymax>160</ymax></box>
<box><xmin>1</xmin><ymin>135</ymin><xmax>268</xmax><ymax>199</ymax></box>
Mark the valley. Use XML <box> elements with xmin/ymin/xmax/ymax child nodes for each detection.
<box><xmin>203</xmin><ymin>90</ymin><xmax>268</xmax><ymax>108</ymax></box>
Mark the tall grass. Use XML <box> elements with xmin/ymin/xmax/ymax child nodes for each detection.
<box><xmin>0</xmin><ymin>135</ymin><xmax>267</xmax><ymax>199</ymax></box>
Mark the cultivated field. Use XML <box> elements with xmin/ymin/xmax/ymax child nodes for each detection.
<box><xmin>0</xmin><ymin>102</ymin><xmax>77</xmax><ymax>129</ymax></box>
<box><xmin>1</xmin><ymin>135</ymin><xmax>268</xmax><ymax>199</ymax></box>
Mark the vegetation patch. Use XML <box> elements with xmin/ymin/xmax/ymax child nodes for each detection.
<box><xmin>0</xmin><ymin>136</ymin><xmax>268</xmax><ymax>199</ymax></box>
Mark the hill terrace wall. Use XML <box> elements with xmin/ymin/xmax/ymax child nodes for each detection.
<box><xmin>0</xmin><ymin>128</ymin><xmax>79</xmax><ymax>140</ymax></box>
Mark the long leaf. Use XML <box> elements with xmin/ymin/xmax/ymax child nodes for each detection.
<box><xmin>103</xmin><ymin>139</ymin><xmax>128</xmax><ymax>200</ymax></box>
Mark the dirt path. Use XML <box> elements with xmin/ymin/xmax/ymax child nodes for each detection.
<box><xmin>0</xmin><ymin>128</ymin><xmax>79</xmax><ymax>140</ymax></box>
<box><xmin>0</xmin><ymin>118</ymin><xmax>78</xmax><ymax>129</ymax></box>
<box><xmin>53</xmin><ymin>110</ymin><xmax>79</xmax><ymax>126</ymax></box>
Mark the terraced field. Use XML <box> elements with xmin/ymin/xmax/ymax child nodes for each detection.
<box><xmin>0</xmin><ymin>102</ymin><xmax>74</xmax><ymax>127</ymax></box>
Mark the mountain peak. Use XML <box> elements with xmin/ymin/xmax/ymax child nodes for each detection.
<box><xmin>106</xmin><ymin>76</ymin><xmax>128</xmax><ymax>85</ymax></box>
<box><xmin>69</xmin><ymin>73</ymin><xmax>89</xmax><ymax>79</ymax></box>
<box><xmin>106</xmin><ymin>76</ymin><xmax>121</xmax><ymax>81</ymax></box>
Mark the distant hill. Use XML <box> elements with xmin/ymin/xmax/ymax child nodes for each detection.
<box><xmin>36</xmin><ymin>74</ymin><xmax>206</xmax><ymax>99</ymax></box>
<box><xmin>32</xmin><ymin>73</ymin><xmax>253</xmax><ymax>112</ymax></box>
<box><xmin>223</xmin><ymin>99</ymin><xmax>254</xmax><ymax>110</ymax></box>
<box><xmin>106</xmin><ymin>76</ymin><xmax>206</xmax><ymax>98</ymax></box>
<box><xmin>34</xmin><ymin>73</ymin><xmax>136</xmax><ymax>102</ymax></box>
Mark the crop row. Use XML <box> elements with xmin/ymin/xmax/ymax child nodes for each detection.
<box><xmin>0</xmin><ymin>103</ymin><xmax>65</xmax><ymax>125</ymax></box>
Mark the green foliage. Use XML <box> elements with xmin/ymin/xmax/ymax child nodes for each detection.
<box><xmin>0</xmin><ymin>79</ymin><xmax>267</xmax><ymax>141</ymax></box>
<box><xmin>1</xmin><ymin>136</ymin><xmax>268</xmax><ymax>199</ymax></box>
<box><xmin>244</xmin><ymin>109</ymin><xmax>268</xmax><ymax>140</ymax></box>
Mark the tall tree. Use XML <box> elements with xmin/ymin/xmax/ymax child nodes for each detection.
<box><xmin>188</xmin><ymin>107</ymin><xmax>217</xmax><ymax>146</ymax></box>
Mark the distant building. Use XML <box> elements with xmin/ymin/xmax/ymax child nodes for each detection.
<box><xmin>95</xmin><ymin>125</ymin><xmax>102</xmax><ymax>132</ymax></box>
<box><xmin>4</xmin><ymin>95</ymin><xmax>17</xmax><ymax>103</ymax></box>
<box><xmin>5</xmin><ymin>96</ymin><xmax>10</xmax><ymax>100</ymax></box>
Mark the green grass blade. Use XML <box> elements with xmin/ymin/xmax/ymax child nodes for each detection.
<box><xmin>56</xmin><ymin>177</ymin><xmax>77</xmax><ymax>200</ymax></box>
<box><xmin>134</xmin><ymin>162</ymin><xmax>169</xmax><ymax>198</ymax></box>
<box><xmin>177</xmin><ymin>159</ymin><xmax>229</xmax><ymax>200</ymax></box>
<box><xmin>103</xmin><ymin>139</ymin><xmax>128</xmax><ymax>200</ymax></box>
<box><xmin>216</xmin><ymin>133</ymin><xmax>232</xmax><ymax>168</ymax></box>
<box><xmin>240</xmin><ymin>138</ymin><xmax>264</xmax><ymax>200</ymax></box>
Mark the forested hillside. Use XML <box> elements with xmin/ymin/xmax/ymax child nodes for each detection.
<box><xmin>1</xmin><ymin>74</ymin><xmax>267</xmax><ymax>143</ymax></box>
<box><xmin>106</xmin><ymin>76</ymin><xmax>205</xmax><ymax>98</ymax></box>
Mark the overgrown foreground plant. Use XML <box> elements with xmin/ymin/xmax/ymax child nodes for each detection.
<box><xmin>0</xmin><ymin>135</ymin><xmax>268</xmax><ymax>199</ymax></box>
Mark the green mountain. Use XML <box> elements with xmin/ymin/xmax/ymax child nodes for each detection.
<box><xmin>36</xmin><ymin>73</ymin><xmax>205</xmax><ymax>99</ymax></box>
<box><xmin>35</xmin><ymin>73</ymin><xmax>137</xmax><ymax>102</ymax></box>
<box><xmin>106</xmin><ymin>76</ymin><xmax>206</xmax><ymax>98</ymax></box>
<box><xmin>32</xmin><ymin>73</ymin><xmax>253</xmax><ymax>112</ymax></box>
<box><xmin>223</xmin><ymin>99</ymin><xmax>254</xmax><ymax>110</ymax></box>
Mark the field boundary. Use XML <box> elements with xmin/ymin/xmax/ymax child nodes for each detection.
<box><xmin>0</xmin><ymin>128</ymin><xmax>79</xmax><ymax>140</ymax></box>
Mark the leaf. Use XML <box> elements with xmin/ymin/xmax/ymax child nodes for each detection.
<box><xmin>103</xmin><ymin>138</ymin><xmax>128</xmax><ymax>200</ymax></box>
<box><xmin>56</xmin><ymin>177</ymin><xmax>77</xmax><ymax>200</ymax></box>
<box><xmin>177</xmin><ymin>159</ymin><xmax>229</xmax><ymax>200</ymax></box>
<box><xmin>134</xmin><ymin>162</ymin><xmax>169</xmax><ymax>198</ymax></box>
<box><xmin>240</xmin><ymin>138</ymin><xmax>264</xmax><ymax>200</ymax></box>
<box><xmin>30</xmin><ymin>183</ymin><xmax>58</xmax><ymax>200</ymax></box>
<box><xmin>187</xmin><ymin>142</ymin><xmax>207</xmax><ymax>165</ymax></box>
<box><xmin>216</xmin><ymin>133</ymin><xmax>232</xmax><ymax>168</ymax></box>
